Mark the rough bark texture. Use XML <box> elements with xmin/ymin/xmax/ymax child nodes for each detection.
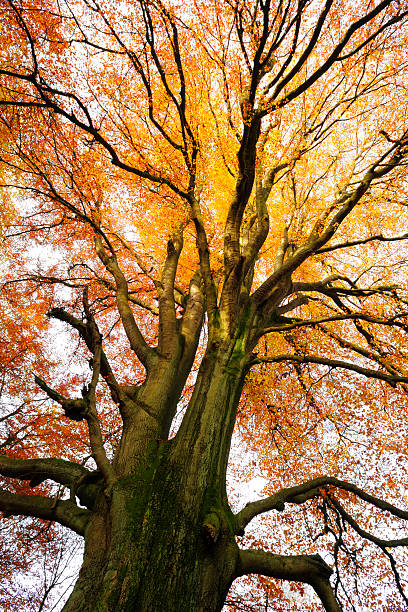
<box><xmin>63</xmin><ymin>345</ymin><xmax>247</xmax><ymax>612</ymax></box>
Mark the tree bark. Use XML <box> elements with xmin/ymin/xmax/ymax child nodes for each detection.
<box><xmin>63</xmin><ymin>343</ymin><xmax>248</xmax><ymax>612</ymax></box>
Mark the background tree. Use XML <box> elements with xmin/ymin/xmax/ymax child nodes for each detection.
<box><xmin>1</xmin><ymin>0</ymin><xmax>408</xmax><ymax>609</ymax></box>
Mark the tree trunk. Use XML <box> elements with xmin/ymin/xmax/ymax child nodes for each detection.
<box><xmin>63</xmin><ymin>344</ymin><xmax>248</xmax><ymax>612</ymax></box>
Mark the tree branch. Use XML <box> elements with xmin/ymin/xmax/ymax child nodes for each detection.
<box><xmin>240</xmin><ymin>163</ymin><xmax>288</xmax><ymax>276</ymax></box>
<box><xmin>250</xmin><ymin>353</ymin><xmax>408</xmax><ymax>386</ymax></box>
<box><xmin>37</xmin><ymin>293</ymin><xmax>115</xmax><ymax>487</ymax></box>
<box><xmin>311</xmin><ymin>575</ymin><xmax>343</xmax><ymax>612</ymax></box>
<box><xmin>262</xmin><ymin>312</ymin><xmax>408</xmax><ymax>334</ymax></box>
<box><xmin>158</xmin><ymin>224</ymin><xmax>184</xmax><ymax>355</ymax></box>
<box><xmin>235</xmin><ymin>476</ymin><xmax>408</xmax><ymax>533</ymax></box>
<box><xmin>81</xmin><ymin>291</ymin><xmax>116</xmax><ymax>486</ymax></box>
<box><xmin>48</xmin><ymin>306</ymin><xmax>121</xmax><ymax>400</ymax></box>
<box><xmin>267</xmin><ymin>1</ymin><xmax>408</xmax><ymax>112</ymax></box>
<box><xmin>251</xmin><ymin>140</ymin><xmax>408</xmax><ymax>307</ymax></box>
<box><xmin>0</xmin><ymin>456</ymin><xmax>89</xmax><ymax>488</ymax></box>
<box><xmin>316</xmin><ymin>232</ymin><xmax>408</xmax><ymax>254</ymax></box>
<box><xmin>180</xmin><ymin>271</ymin><xmax>204</xmax><ymax>358</ymax></box>
<box><xmin>329</xmin><ymin>497</ymin><xmax>408</xmax><ymax>549</ymax></box>
<box><xmin>47</xmin><ymin>306</ymin><xmax>141</xmax><ymax>422</ymax></box>
<box><xmin>189</xmin><ymin>196</ymin><xmax>218</xmax><ymax>323</ymax></box>
<box><xmin>34</xmin><ymin>375</ymin><xmax>88</xmax><ymax>422</ymax></box>
<box><xmin>318</xmin><ymin>324</ymin><xmax>403</xmax><ymax>379</ymax></box>
<box><xmin>0</xmin><ymin>489</ymin><xmax>90</xmax><ymax>536</ymax></box>
<box><xmin>94</xmin><ymin>236</ymin><xmax>156</xmax><ymax>371</ymax></box>
<box><xmin>238</xmin><ymin>549</ymin><xmax>341</xmax><ymax>611</ymax></box>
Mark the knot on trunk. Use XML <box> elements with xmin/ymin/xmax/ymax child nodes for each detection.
<box><xmin>201</xmin><ymin>510</ymin><xmax>220</xmax><ymax>545</ymax></box>
<box><xmin>75</xmin><ymin>470</ymin><xmax>103</xmax><ymax>509</ymax></box>
<box><xmin>62</xmin><ymin>398</ymin><xmax>88</xmax><ymax>422</ymax></box>
<box><xmin>34</xmin><ymin>375</ymin><xmax>89</xmax><ymax>422</ymax></box>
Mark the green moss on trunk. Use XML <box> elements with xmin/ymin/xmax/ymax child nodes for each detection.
<box><xmin>63</xmin><ymin>342</ymin><xmax>249</xmax><ymax>612</ymax></box>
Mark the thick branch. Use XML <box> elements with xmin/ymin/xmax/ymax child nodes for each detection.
<box><xmin>238</xmin><ymin>549</ymin><xmax>341</xmax><ymax>611</ymax></box>
<box><xmin>251</xmin><ymin>353</ymin><xmax>408</xmax><ymax>385</ymax></box>
<box><xmin>94</xmin><ymin>236</ymin><xmax>156</xmax><ymax>371</ymax></box>
<box><xmin>0</xmin><ymin>489</ymin><xmax>90</xmax><ymax>535</ymax></box>
<box><xmin>158</xmin><ymin>226</ymin><xmax>184</xmax><ymax>355</ymax></box>
<box><xmin>311</xmin><ymin>576</ymin><xmax>343</xmax><ymax>612</ymax></box>
<box><xmin>0</xmin><ymin>456</ymin><xmax>89</xmax><ymax>488</ymax></box>
<box><xmin>180</xmin><ymin>272</ymin><xmax>204</xmax><ymax>357</ymax></box>
<box><xmin>190</xmin><ymin>197</ymin><xmax>218</xmax><ymax>322</ymax></box>
<box><xmin>34</xmin><ymin>375</ymin><xmax>88</xmax><ymax>422</ymax></box>
<box><xmin>222</xmin><ymin>113</ymin><xmax>262</xmax><ymax>272</ymax></box>
<box><xmin>235</xmin><ymin>476</ymin><xmax>408</xmax><ymax>533</ymax></box>
<box><xmin>241</xmin><ymin>163</ymin><xmax>288</xmax><ymax>277</ymax></box>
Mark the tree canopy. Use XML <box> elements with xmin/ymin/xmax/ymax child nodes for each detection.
<box><xmin>1</xmin><ymin>0</ymin><xmax>408</xmax><ymax>609</ymax></box>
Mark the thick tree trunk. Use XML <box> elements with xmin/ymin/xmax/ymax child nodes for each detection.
<box><xmin>64</xmin><ymin>464</ymin><xmax>239</xmax><ymax>611</ymax></box>
<box><xmin>63</xmin><ymin>344</ymin><xmax>248</xmax><ymax>612</ymax></box>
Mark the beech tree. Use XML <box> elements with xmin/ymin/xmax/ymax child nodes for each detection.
<box><xmin>2</xmin><ymin>0</ymin><xmax>408</xmax><ymax>609</ymax></box>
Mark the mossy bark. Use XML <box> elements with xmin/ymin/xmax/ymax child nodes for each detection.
<box><xmin>63</xmin><ymin>343</ymin><xmax>248</xmax><ymax>612</ymax></box>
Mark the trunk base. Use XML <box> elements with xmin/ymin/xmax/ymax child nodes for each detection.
<box><xmin>64</xmin><ymin>447</ymin><xmax>239</xmax><ymax>612</ymax></box>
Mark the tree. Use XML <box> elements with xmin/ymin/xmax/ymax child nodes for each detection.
<box><xmin>1</xmin><ymin>0</ymin><xmax>408</xmax><ymax>609</ymax></box>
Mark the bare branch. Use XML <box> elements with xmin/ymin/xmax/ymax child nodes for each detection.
<box><xmin>266</xmin><ymin>2</ymin><xmax>408</xmax><ymax>112</ymax></box>
<box><xmin>238</xmin><ymin>549</ymin><xmax>341</xmax><ymax>611</ymax></box>
<box><xmin>235</xmin><ymin>476</ymin><xmax>408</xmax><ymax>533</ymax></box>
<box><xmin>329</xmin><ymin>497</ymin><xmax>408</xmax><ymax>549</ymax></box>
<box><xmin>250</xmin><ymin>353</ymin><xmax>408</xmax><ymax>385</ymax></box>
<box><xmin>0</xmin><ymin>456</ymin><xmax>89</xmax><ymax>489</ymax></box>
<box><xmin>0</xmin><ymin>488</ymin><xmax>90</xmax><ymax>536</ymax></box>
<box><xmin>262</xmin><ymin>312</ymin><xmax>408</xmax><ymax>334</ymax></box>
<box><xmin>316</xmin><ymin>232</ymin><xmax>408</xmax><ymax>254</ymax></box>
<box><xmin>94</xmin><ymin>236</ymin><xmax>156</xmax><ymax>371</ymax></box>
<box><xmin>47</xmin><ymin>307</ymin><xmax>121</xmax><ymax>400</ymax></box>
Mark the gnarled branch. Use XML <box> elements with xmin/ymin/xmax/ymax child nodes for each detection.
<box><xmin>235</xmin><ymin>476</ymin><xmax>408</xmax><ymax>533</ymax></box>
<box><xmin>0</xmin><ymin>488</ymin><xmax>90</xmax><ymax>536</ymax></box>
<box><xmin>48</xmin><ymin>306</ymin><xmax>121</xmax><ymax>403</ymax></box>
<box><xmin>238</xmin><ymin>549</ymin><xmax>341</xmax><ymax>612</ymax></box>
<box><xmin>251</xmin><ymin>354</ymin><xmax>408</xmax><ymax>386</ymax></box>
<box><xmin>0</xmin><ymin>456</ymin><xmax>89</xmax><ymax>489</ymax></box>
